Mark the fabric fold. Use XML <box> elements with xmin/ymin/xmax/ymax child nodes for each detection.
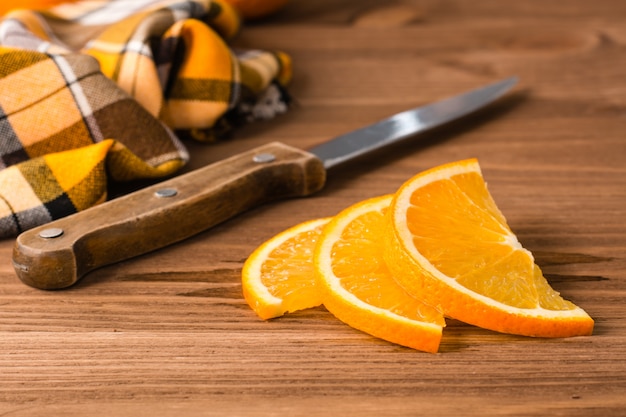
<box><xmin>0</xmin><ymin>0</ymin><xmax>293</xmax><ymax>238</ymax></box>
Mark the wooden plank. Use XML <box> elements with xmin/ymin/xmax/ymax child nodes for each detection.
<box><xmin>1</xmin><ymin>0</ymin><xmax>625</xmax><ymax>414</ymax></box>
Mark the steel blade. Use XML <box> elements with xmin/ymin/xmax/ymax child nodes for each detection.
<box><xmin>309</xmin><ymin>76</ymin><xmax>518</xmax><ymax>169</ymax></box>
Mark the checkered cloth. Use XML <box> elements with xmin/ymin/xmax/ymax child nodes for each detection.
<box><xmin>0</xmin><ymin>0</ymin><xmax>292</xmax><ymax>238</ymax></box>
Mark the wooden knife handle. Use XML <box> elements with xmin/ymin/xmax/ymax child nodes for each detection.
<box><xmin>12</xmin><ymin>142</ymin><xmax>326</xmax><ymax>290</ymax></box>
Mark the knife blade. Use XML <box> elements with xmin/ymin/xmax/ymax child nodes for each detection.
<box><xmin>12</xmin><ymin>77</ymin><xmax>518</xmax><ymax>290</ymax></box>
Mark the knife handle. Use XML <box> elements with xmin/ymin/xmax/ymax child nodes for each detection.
<box><xmin>12</xmin><ymin>142</ymin><xmax>326</xmax><ymax>290</ymax></box>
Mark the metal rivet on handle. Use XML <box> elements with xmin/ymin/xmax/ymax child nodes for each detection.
<box><xmin>39</xmin><ymin>228</ymin><xmax>64</xmax><ymax>239</ymax></box>
<box><xmin>155</xmin><ymin>188</ymin><xmax>178</xmax><ymax>198</ymax></box>
<box><xmin>253</xmin><ymin>153</ymin><xmax>276</xmax><ymax>164</ymax></box>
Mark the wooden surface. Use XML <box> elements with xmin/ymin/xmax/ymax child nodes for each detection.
<box><xmin>2</xmin><ymin>0</ymin><xmax>626</xmax><ymax>415</ymax></box>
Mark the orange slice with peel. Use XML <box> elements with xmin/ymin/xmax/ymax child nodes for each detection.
<box><xmin>314</xmin><ymin>195</ymin><xmax>445</xmax><ymax>353</ymax></box>
<box><xmin>242</xmin><ymin>218</ymin><xmax>328</xmax><ymax>320</ymax></box>
<box><xmin>384</xmin><ymin>158</ymin><xmax>594</xmax><ymax>338</ymax></box>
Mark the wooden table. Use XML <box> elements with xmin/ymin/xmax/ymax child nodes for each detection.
<box><xmin>2</xmin><ymin>1</ymin><xmax>625</xmax><ymax>415</ymax></box>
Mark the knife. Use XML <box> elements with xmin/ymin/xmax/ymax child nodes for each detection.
<box><xmin>12</xmin><ymin>77</ymin><xmax>518</xmax><ymax>290</ymax></box>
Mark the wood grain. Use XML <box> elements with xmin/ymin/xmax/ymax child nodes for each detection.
<box><xmin>2</xmin><ymin>0</ymin><xmax>626</xmax><ymax>415</ymax></box>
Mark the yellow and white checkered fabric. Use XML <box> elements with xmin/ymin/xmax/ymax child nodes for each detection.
<box><xmin>0</xmin><ymin>0</ymin><xmax>292</xmax><ymax>237</ymax></box>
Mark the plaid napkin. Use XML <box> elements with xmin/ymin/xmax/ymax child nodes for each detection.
<box><xmin>0</xmin><ymin>0</ymin><xmax>292</xmax><ymax>238</ymax></box>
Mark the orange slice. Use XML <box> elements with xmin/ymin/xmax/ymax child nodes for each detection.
<box><xmin>314</xmin><ymin>195</ymin><xmax>445</xmax><ymax>353</ymax></box>
<box><xmin>242</xmin><ymin>218</ymin><xmax>328</xmax><ymax>320</ymax></box>
<box><xmin>1</xmin><ymin>0</ymin><xmax>78</xmax><ymax>15</ymax></box>
<box><xmin>385</xmin><ymin>158</ymin><xmax>594</xmax><ymax>338</ymax></box>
